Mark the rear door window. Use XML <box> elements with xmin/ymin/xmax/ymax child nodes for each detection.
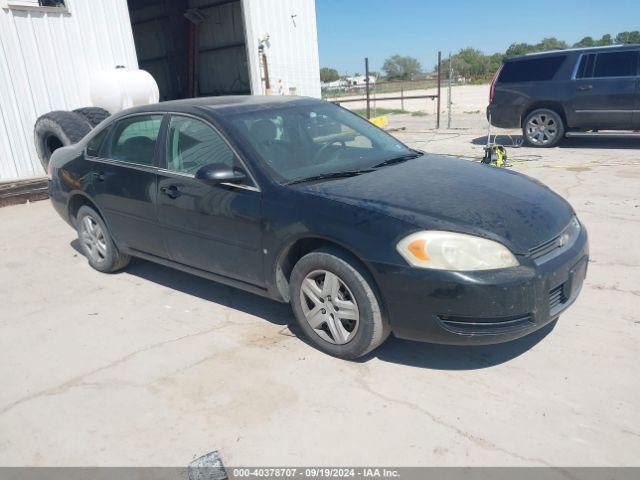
<box><xmin>576</xmin><ymin>51</ymin><xmax>639</xmax><ymax>78</ymax></box>
<box><xmin>86</xmin><ymin>127</ymin><xmax>110</xmax><ymax>158</ymax></box>
<box><xmin>593</xmin><ymin>51</ymin><xmax>638</xmax><ymax>78</ymax></box>
<box><xmin>576</xmin><ymin>54</ymin><xmax>597</xmax><ymax>79</ymax></box>
<box><xmin>499</xmin><ymin>55</ymin><xmax>567</xmax><ymax>83</ymax></box>
<box><xmin>106</xmin><ymin>115</ymin><xmax>163</xmax><ymax>166</ymax></box>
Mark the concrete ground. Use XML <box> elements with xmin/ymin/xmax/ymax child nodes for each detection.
<box><xmin>1</xmin><ymin>109</ymin><xmax>639</xmax><ymax>467</ymax></box>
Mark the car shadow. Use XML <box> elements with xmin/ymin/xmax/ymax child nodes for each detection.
<box><xmin>365</xmin><ymin>321</ymin><xmax>556</xmax><ymax>370</ymax></box>
<box><xmin>71</xmin><ymin>240</ymin><xmax>555</xmax><ymax>370</ymax></box>
<box><xmin>70</xmin><ymin>240</ymin><xmax>292</xmax><ymax>327</ymax></box>
<box><xmin>472</xmin><ymin>135</ymin><xmax>640</xmax><ymax>150</ymax></box>
<box><xmin>472</xmin><ymin>135</ymin><xmax>524</xmax><ymax>147</ymax></box>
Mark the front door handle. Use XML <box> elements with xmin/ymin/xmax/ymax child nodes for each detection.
<box><xmin>578</xmin><ymin>84</ymin><xmax>593</xmax><ymax>91</ymax></box>
<box><xmin>160</xmin><ymin>185</ymin><xmax>181</xmax><ymax>199</ymax></box>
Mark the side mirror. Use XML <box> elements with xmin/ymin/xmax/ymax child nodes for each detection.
<box><xmin>195</xmin><ymin>163</ymin><xmax>246</xmax><ymax>185</ymax></box>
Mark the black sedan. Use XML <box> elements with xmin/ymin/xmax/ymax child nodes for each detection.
<box><xmin>48</xmin><ymin>96</ymin><xmax>589</xmax><ymax>359</ymax></box>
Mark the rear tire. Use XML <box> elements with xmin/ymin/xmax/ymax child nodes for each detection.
<box><xmin>34</xmin><ymin>111</ymin><xmax>92</xmax><ymax>170</ymax></box>
<box><xmin>76</xmin><ymin>206</ymin><xmax>130</xmax><ymax>273</ymax></box>
<box><xmin>73</xmin><ymin>107</ymin><xmax>110</xmax><ymax>128</ymax></box>
<box><xmin>523</xmin><ymin>109</ymin><xmax>565</xmax><ymax>148</ymax></box>
<box><xmin>290</xmin><ymin>247</ymin><xmax>390</xmax><ymax>359</ymax></box>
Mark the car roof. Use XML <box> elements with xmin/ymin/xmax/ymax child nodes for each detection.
<box><xmin>507</xmin><ymin>43</ymin><xmax>640</xmax><ymax>62</ymax></box>
<box><xmin>116</xmin><ymin>95</ymin><xmax>324</xmax><ymax>118</ymax></box>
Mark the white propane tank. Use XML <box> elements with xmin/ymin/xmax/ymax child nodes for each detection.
<box><xmin>90</xmin><ymin>67</ymin><xmax>160</xmax><ymax>114</ymax></box>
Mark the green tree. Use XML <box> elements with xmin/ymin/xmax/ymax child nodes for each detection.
<box><xmin>488</xmin><ymin>53</ymin><xmax>504</xmax><ymax>73</ymax></box>
<box><xmin>320</xmin><ymin>67</ymin><xmax>340</xmax><ymax>83</ymax></box>
<box><xmin>505</xmin><ymin>38</ymin><xmax>568</xmax><ymax>58</ymax></box>
<box><xmin>537</xmin><ymin>37</ymin><xmax>569</xmax><ymax>51</ymax></box>
<box><xmin>597</xmin><ymin>34</ymin><xmax>613</xmax><ymax>46</ymax></box>
<box><xmin>573</xmin><ymin>36</ymin><xmax>596</xmax><ymax>48</ymax></box>
<box><xmin>382</xmin><ymin>55</ymin><xmax>423</xmax><ymax>80</ymax></box>
<box><xmin>457</xmin><ymin>48</ymin><xmax>492</xmax><ymax>76</ymax></box>
<box><xmin>505</xmin><ymin>42</ymin><xmax>536</xmax><ymax>57</ymax></box>
<box><xmin>615</xmin><ymin>31</ymin><xmax>640</xmax><ymax>44</ymax></box>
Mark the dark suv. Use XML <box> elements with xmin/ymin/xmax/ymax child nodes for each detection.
<box><xmin>488</xmin><ymin>44</ymin><xmax>640</xmax><ymax>147</ymax></box>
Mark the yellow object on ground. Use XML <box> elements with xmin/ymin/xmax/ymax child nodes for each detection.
<box><xmin>370</xmin><ymin>116</ymin><xmax>389</xmax><ymax>128</ymax></box>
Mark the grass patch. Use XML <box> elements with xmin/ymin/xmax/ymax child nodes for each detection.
<box><xmin>411</xmin><ymin>111</ymin><xmax>429</xmax><ymax>117</ymax></box>
<box><xmin>351</xmin><ymin>108</ymin><xmax>409</xmax><ymax>117</ymax></box>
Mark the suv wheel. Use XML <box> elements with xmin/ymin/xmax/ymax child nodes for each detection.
<box><xmin>523</xmin><ymin>109</ymin><xmax>565</xmax><ymax>148</ymax></box>
<box><xmin>77</xmin><ymin>206</ymin><xmax>130</xmax><ymax>273</ymax></box>
<box><xmin>290</xmin><ymin>248</ymin><xmax>390</xmax><ymax>359</ymax></box>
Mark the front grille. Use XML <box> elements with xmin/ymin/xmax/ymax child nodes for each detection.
<box><xmin>549</xmin><ymin>285</ymin><xmax>567</xmax><ymax>312</ymax></box>
<box><xmin>528</xmin><ymin>217</ymin><xmax>581</xmax><ymax>262</ymax></box>
<box><xmin>439</xmin><ymin>313</ymin><xmax>534</xmax><ymax>335</ymax></box>
<box><xmin>528</xmin><ymin>234</ymin><xmax>561</xmax><ymax>260</ymax></box>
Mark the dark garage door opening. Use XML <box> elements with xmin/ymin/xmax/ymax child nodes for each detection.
<box><xmin>127</xmin><ymin>0</ymin><xmax>251</xmax><ymax>101</ymax></box>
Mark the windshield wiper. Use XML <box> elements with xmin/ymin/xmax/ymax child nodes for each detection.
<box><xmin>372</xmin><ymin>151</ymin><xmax>424</xmax><ymax>169</ymax></box>
<box><xmin>286</xmin><ymin>169</ymin><xmax>375</xmax><ymax>186</ymax></box>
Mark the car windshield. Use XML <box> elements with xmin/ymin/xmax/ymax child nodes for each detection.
<box><xmin>225</xmin><ymin>102</ymin><xmax>416</xmax><ymax>184</ymax></box>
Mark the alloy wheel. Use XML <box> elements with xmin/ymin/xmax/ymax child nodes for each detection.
<box><xmin>299</xmin><ymin>270</ymin><xmax>360</xmax><ymax>345</ymax></box>
<box><xmin>80</xmin><ymin>216</ymin><xmax>108</xmax><ymax>264</ymax></box>
<box><xmin>525</xmin><ymin>113</ymin><xmax>559</xmax><ymax>146</ymax></box>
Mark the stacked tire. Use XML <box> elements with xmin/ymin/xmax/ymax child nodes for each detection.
<box><xmin>34</xmin><ymin>107</ymin><xmax>110</xmax><ymax>170</ymax></box>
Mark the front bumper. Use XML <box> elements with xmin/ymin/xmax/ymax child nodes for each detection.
<box><xmin>370</xmin><ymin>228</ymin><xmax>589</xmax><ymax>345</ymax></box>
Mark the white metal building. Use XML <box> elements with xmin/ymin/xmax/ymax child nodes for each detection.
<box><xmin>0</xmin><ymin>0</ymin><xmax>321</xmax><ymax>182</ymax></box>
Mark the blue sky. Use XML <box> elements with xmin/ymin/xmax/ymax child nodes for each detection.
<box><xmin>316</xmin><ymin>0</ymin><xmax>639</xmax><ymax>74</ymax></box>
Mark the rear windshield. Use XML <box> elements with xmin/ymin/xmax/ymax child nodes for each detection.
<box><xmin>498</xmin><ymin>55</ymin><xmax>567</xmax><ymax>83</ymax></box>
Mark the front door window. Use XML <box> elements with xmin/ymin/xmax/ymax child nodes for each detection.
<box><xmin>166</xmin><ymin>116</ymin><xmax>252</xmax><ymax>187</ymax></box>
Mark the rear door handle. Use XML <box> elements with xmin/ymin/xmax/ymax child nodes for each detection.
<box><xmin>92</xmin><ymin>171</ymin><xmax>105</xmax><ymax>182</ymax></box>
<box><xmin>578</xmin><ymin>85</ymin><xmax>593</xmax><ymax>91</ymax></box>
<box><xmin>160</xmin><ymin>185</ymin><xmax>181</xmax><ymax>199</ymax></box>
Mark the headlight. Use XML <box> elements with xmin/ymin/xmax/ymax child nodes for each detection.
<box><xmin>396</xmin><ymin>231</ymin><xmax>519</xmax><ymax>271</ymax></box>
<box><xmin>559</xmin><ymin>217</ymin><xmax>581</xmax><ymax>249</ymax></box>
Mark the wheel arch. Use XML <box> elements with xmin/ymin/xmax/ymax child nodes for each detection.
<box><xmin>521</xmin><ymin>102</ymin><xmax>568</xmax><ymax>128</ymax></box>
<box><xmin>273</xmin><ymin>235</ymin><xmax>381</xmax><ymax>304</ymax></box>
<box><xmin>68</xmin><ymin>193</ymin><xmax>107</xmax><ymax>229</ymax></box>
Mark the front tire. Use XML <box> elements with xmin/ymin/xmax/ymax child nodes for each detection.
<box><xmin>523</xmin><ymin>109</ymin><xmax>565</xmax><ymax>148</ymax></box>
<box><xmin>290</xmin><ymin>248</ymin><xmax>390</xmax><ymax>359</ymax></box>
<box><xmin>76</xmin><ymin>206</ymin><xmax>130</xmax><ymax>273</ymax></box>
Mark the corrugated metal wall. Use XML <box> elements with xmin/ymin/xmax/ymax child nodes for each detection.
<box><xmin>129</xmin><ymin>0</ymin><xmax>176</xmax><ymax>100</ymax></box>
<box><xmin>192</xmin><ymin>0</ymin><xmax>250</xmax><ymax>96</ymax></box>
<box><xmin>242</xmin><ymin>0</ymin><xmax>320</xmax><ymax>98</ymax></box>
<box><xmin>0</xmin><ymin>0</ymin><xmax>321</xmax><ymax>182</ymax></box>
<box><xmin>0</xmin><ymin>0</ymin><xmax>138</xmax><ymax>181</ymax></box>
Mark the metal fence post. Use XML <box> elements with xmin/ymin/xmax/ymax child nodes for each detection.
<box><xmin>436</xmin><ymin>51</ymin><xmax>441</xmax><ymax>129</ymax></box>
<box><xmin>365</xmin><ymin>57</ymin><xmax>371</xmax><ymax>119</ymax></box>
<box><xmin>447</xmin><ymin>52</ymin><xmax>452</xmax><ymax>129</ymax></box>
<box><xmin>401</xmin><ymin>86</ymin><xmax>404</xmax><ymax>111</ymax></box>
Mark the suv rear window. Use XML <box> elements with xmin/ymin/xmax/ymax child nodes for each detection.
<box><xmin>576</xmin><ymin>51</ymin><xmax>639</xmax><ymax>78</ymax></box>
<box><xmin>498</xmin><ymin>55</ymin><xmax>567</xmax><ymax>83</ymax></box>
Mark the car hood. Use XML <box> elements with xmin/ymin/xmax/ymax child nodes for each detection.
<box><xmin>293</xmin><ymin>155</ymin><xmax>574</xmax><ymax>254</ymax></box>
